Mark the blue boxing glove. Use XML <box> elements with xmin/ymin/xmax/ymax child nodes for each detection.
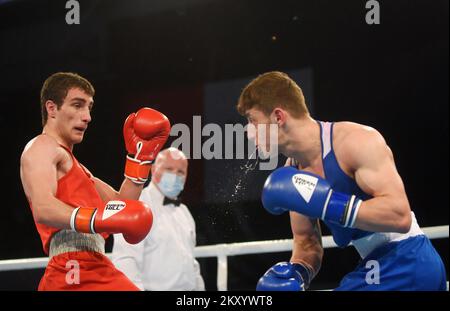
<box><xmin>256</xmin><ymin>262</ymin><xmax>312</xmax><ymax>291</ymax></box>
<box><xmin>262</xmin><ymin>166</ymin><xmax>362</xmax><ymax>228</ymax></box>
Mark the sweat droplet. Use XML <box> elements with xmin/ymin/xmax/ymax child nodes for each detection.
<box><xmin>229</xmin><ymin>148</ymin><xmax>259</xmax><ymax>203</ymax></box>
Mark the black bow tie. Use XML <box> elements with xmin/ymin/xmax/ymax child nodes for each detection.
<box><xmin>163</xmin><ymin>197</ymin><xmax>181</xmax><ymax>206</ymax></box>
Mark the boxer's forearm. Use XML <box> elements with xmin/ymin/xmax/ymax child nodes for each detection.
<box><xmin>33</xmin><ymin>196</ymin><xmax>74</xmax><ymax>229</ymax></box>
<box><xmin>117</xmin><ymin>178</ymin><xmax>144</xmax><ymax>200</ymax></box>
<box><xmin>353</xmin><ymin>196</ymin><xmax>412</xmax><ymax>233</ymax></box>
<box><xmin>289</xmin><ymin>214</ymin><xmax>323</xmax><ymax>278</ymax></box>
<box><xmin>93</xmin><ymin>176</ymin><xmax>142</xmax><ymax>201</ymax></box>
<box><xmin>290</xmin><ymin>236</ymin><xmax>323</xmax><ymax>278</ymax></box>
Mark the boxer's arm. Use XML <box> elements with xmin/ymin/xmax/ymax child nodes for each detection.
<box><xmin>289</xmin><ymin>212</ymin><xmax>323</xmax><ymax>278</ymax></box>
<box><xmin>255</xmin><ymin>160</ymin><xmax>323</xmax><ymax>291</ymax></box>
<box><xmin>90</xmin><ymin>174</ymin><xmax>143</xmax><ymax>201</ymax></box>
<box><xmin>284</xmin><ymin>158</ymin><xmax>323</xmax><ymax>274</ymax></box>
<box><xmin>20</xmin><ymin>136</ymin><xmax>74</xmax><ymax>228</ymax></box>
<box><xmin>344</xmin><ymin>129</ymin><xmax>412</xmax><ymax>233</ymax></box>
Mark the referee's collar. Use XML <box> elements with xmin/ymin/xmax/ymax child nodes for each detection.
<box><xmin>145</xmin><ymin>182</ymin><xmax>165</xmax><ymax>205</ymax></box>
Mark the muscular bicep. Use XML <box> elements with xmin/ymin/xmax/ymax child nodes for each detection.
<box><xmin>352</xmin><ymin>132</ymin><xmax>407</xmax><ymax>199</ymax></box>
<box><xmin>345</xmin><ymin>129</ymin><xmax>412</xmax><ymax>232</ymax></box>
<box><xmin>20</xmin><ymin>137</ymin><xmax>82</xmax><ymax>228</ymax></box>
<box><xmin>20</xmin><ymin>140</ymin><xmax>59</xmax><ymax>207</ymax></box>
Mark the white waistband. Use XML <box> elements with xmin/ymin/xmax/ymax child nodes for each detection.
<box><xmin>49</xmin><ymin>230</ymin><xmax>105</xmax><ymax>259</ymax></box>
<box><xmin>351</xmin><ymin>212</ymin><xmax>424</xmax><ymax>259</ymax></box>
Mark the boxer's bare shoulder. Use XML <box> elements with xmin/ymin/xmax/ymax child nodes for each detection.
<box><xmin>333</xmin><ymin>121</ymin><xmax>382</xmax><ymax>145</ymax></box>
<box><xmin>331</xmin><ymin>122</ymin><xmax>390</xmax><ymax>177</ymax></box>
<box><xmin>20</xmin><ymin>134</ymin><xmax>73</xmax><ymax>180</ymax></box>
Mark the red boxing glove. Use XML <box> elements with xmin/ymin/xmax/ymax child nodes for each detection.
<box><xmin>123</xmin><ymin>108</ymin><xmax>171</xmax><ymax>184</ymax></box>
<box><xmin>70</xmin><ymin>200</ymin><xmax>153</xmax><ymax>244</ymax></box>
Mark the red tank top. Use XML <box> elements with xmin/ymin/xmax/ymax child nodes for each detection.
<box><xmin>31</xmin><ymin>145</ymin><xmax>107</xmax><ymax>254</ymax></box>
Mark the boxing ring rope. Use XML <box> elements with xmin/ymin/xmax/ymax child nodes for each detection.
<box><xmin>0</xmin><ymin>225</ymin><xmax>448</xmax><ymax>291</ymax></box>
<box><xmin>193</xmin><ymin>225</ymin><xmax>449</xmax><ymax>291</ymax></box>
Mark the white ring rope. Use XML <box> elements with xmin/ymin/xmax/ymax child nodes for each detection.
<box><xmin>0</xmin><ymin>225</ymin><xmax>448</xmax><ymax>291</ymax></box>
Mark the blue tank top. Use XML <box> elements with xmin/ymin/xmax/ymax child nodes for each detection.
<box><xmin>292</xmin><ymin>121</ymin><xmax>373</xmax><ymax>247</ymax></box>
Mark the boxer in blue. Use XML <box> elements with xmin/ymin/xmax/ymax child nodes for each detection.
<box><xmin>237</xmin><ymin>71</ymin><xmax>447</xmax><ymax>291</ymax></box>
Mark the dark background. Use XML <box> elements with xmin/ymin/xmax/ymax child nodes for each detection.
<box><xmin>0</xmin><ymin>0</ymin><xmax>448</xmax><ymax>290</ymax></box>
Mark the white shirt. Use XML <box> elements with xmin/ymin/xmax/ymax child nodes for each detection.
<box><xmin>112</xmin><ymin>182</ymin><xmax>205</xmax><ymax>291</ymax></box>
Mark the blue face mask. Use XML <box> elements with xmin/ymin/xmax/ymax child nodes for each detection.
<box><xmin>157</xmin><ymin>172</ymin><xmax>185</xmax><ymax>198</ymax></box>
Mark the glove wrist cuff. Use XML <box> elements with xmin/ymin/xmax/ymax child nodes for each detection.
<box><xmin>70</xmin><ymin>207</ymin><xmax>97</xmax><ymax>234</ymax></box>
<box><xmin>124</xmin><ymin>155</ymin><xmax>152</xmax><ymax>184</ymax></box>
<box><xmin>322</xmin><ymin>190</ymin><xmax>362</xmax><ymax>228</ymax></box>
<box><xmin>291</xmin><ymin>262</ymin><xmax>313</xmax><ymax>289</ymax></box>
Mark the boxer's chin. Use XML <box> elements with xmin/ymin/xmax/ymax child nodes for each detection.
<box><xmin>71</xmin><ymin>132</ymin><xmax>84</xmax><ymax>144</ymax></box>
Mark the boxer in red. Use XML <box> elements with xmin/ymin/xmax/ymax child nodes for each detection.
<box><xmin>19</xmin><ymin>72</ymin><xmax>171</xmax><ymax>290</ymax></box>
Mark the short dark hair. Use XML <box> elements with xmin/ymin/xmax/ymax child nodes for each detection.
<box><xmin>40</xmin><ymin>72</ymin><xmax>95</xmax><ymax>126</ymax></box>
